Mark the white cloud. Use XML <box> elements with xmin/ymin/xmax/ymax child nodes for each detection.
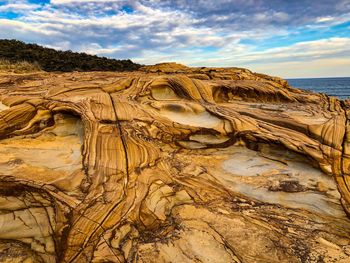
<box><xmin>0</xmin><ymin>19</ymin><xmax>59</xmax><ymax>36</ymax></box>
<box><xmin>50</xmin><ymin>0</ymin><xmax>120</xmax><ymax>4</ymax></box>
<box><xmin>180</xmin><ymin>37</ymin><xmax>350</xmax><ymax>78</ymax></box>
<box><xmin>0</xmin><ymin>1</ymin><xmax>39</xmax><ymax>12</ymax></box>
<box><xmin>316</xmin><ymin>16</ymin><xmax>335</xmax><ymax>23</ymax></box>
<box><xmin>236</xmin><ymin>38</ymin><xmax>350</xmax><ymax>63</ymax></box>
<box><xmin>252</xmin><ymin>58</ymin><xmax>350</xmax><ymax>78</ymax></box>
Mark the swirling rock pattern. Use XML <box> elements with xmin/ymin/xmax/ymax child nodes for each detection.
<box><xmin>0</xmin><ymin>63</ymin><xmax>350</xmax><ymax>262</ymax></box>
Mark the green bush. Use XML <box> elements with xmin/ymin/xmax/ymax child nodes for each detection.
<box><xmin>0</xmin><ymin>39</ymin><xmax>141</xmax><ymax>72</ymax></box>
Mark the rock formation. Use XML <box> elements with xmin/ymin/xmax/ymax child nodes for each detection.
<box><xmin>0</xmin><ymin>63</ymin><xmax>350</xmax><ymax>262</ymax></box>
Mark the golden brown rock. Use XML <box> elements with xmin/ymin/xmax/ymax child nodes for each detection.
<box><xmin>0</xmin><ymin>64</ymin><xmax>350</xmax><ymax>262</ymax></box>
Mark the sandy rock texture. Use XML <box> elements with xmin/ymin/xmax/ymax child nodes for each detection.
<box><xmin>0</xmin><ymin>63</ymin><xmax>350</xmax><ymax>262</ymax></box>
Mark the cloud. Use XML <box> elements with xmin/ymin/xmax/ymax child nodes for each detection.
<box><xmin>0</xmin><ymin>0</ymin><xmax>39</xmax><ymax>12</ymax></box>
<box><xmin>253</xmin><ymin>58</ymin><xmax>350</xmax><ymax>78</ymax></box>
<box><xmin>181</xmin><ymin>37</ymin><xmax>350</xmax><ymax>78</ymax></box>
<box><xmin>0</xmin><ymin>18</ymin><xmax>59</xmax><ymax>36</ymax></box>
<box><xmin>0</xmin><ymin>3</ymin><xmax>37</xmax><ymax>12</ymax></box>
<box><xmin>316</xmin><ymin>16</ymin><xmax>335</xmax><ymax>23</ymax></box>
<box><xmin>236</xmin><ymin>37</ymin><xmax>350</xmax><ymax>64</ymax></box>
<box><xmin>51</xmin><ymin>0</ymin><xmax>120</xmax><ymax>4</ymax></box>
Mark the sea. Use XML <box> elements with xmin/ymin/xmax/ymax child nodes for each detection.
<box><xmin>286</xmin><ymin>77</ymin><xmax>350</xmax><ymax>100</ymax></box>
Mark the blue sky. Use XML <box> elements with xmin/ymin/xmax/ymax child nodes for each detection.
<box><xmin>0</xmin><ymin>0</ymin><xmax>349</xmax><ymax>78</ymax></box>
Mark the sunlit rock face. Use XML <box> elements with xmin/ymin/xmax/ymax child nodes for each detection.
<box><xmin>0</xmin><ymin>64</ymin><xmax>350</xmax><ymax>262</ymax></box>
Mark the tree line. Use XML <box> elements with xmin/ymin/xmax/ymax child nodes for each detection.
<box><xmin>0</xmin><ymin>39</ymin><xmax>142</xmax><ymax>72</ymax></box>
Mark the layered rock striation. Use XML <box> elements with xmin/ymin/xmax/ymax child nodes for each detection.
<box><xmin>0</xmin><ymin>64</ymin><xmax>350</xmax><ymax>262</ymax></box>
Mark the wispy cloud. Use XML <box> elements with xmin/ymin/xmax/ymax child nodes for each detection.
<box><xmin>0</xmin><ymin>0</ymin><xmax>349</xmax><ymax>77</ymax></box>
<box><xmin>0</xmin><ymin>3</ymin><xmax>39</xmax><ymax>12</ymax></box>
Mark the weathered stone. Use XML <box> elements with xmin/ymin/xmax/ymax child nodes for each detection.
<box><xmin>0</xmin><ymin>64</ymin><xmax>349</xmax><ymax>262</ymax></box>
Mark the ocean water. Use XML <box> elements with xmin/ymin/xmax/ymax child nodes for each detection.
<box><xmin>287</xmin><ymin>77</ymin><xmax>350</xmax><ymax>100</ymax></box>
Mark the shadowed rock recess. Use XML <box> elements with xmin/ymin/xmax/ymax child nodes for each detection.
<box><xmin>0</xmin><ymin>63</ymin><xmax>350</xmax><ymax>262</ymax></box>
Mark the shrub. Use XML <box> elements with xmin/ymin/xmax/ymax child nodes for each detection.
<box><xmin>0</xmin><ymin>39</ymin><xmax>141</xmax><ymax>72</ymax></box>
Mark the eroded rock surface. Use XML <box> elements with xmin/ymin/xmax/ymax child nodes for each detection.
<box><xmin>0</xmin><ymin>65</ymin><xmax>350</xmax><ymax>262</ymax></box>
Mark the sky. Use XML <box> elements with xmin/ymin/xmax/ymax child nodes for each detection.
<box><xmin>0</xmin><ymin>0</ymin><xmax>349</xmax><ymax>78</ymax></box>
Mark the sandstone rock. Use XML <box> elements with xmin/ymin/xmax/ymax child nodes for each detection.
<box><xmin>0</xmin><ymin>64</ymin><xmax>349</xmax><ymax>262</ymax></box>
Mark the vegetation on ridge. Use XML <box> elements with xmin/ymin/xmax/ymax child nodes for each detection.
<box><xmin>0</xmin><ymin>59</ymin><xmax>42</xmax><ymax>73</ymax></box>
<box><xmin>0</xmin><ymin>39</ymin><xmax>141</xmax><ymax>72</ymax></box>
